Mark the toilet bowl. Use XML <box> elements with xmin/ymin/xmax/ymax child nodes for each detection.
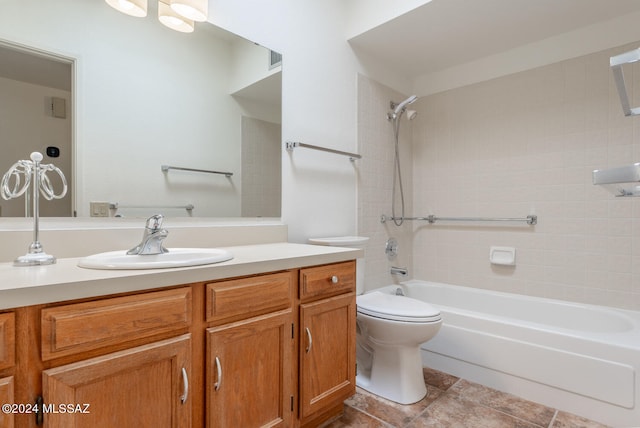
<box><xmin>355</xmin><ymin>290</ymin><xmax>441</xmax><ymax>404</ymax></box>
<box><xmin>308</xmin><ymin>236</ymin><xmax>442</xmax><ymax>405</ymax></box>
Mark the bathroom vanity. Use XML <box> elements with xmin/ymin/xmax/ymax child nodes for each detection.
<box><xmin>0</xmin><ymin>242</ymin><xmax>360</xmax><ymax>428</ymax></box>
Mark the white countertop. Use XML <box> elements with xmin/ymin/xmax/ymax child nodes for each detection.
<box><xmin>0</xmin><ymin>243</ymin><xmax>362</xmax><ymax>310</ymax></box>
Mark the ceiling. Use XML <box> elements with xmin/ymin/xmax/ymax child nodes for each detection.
<box><xmin>348</xmin><ymin>0</ymin><xmax>640</xmax><ymax>80</ymax></box>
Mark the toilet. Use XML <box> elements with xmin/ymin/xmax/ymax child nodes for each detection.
<box><xmin>308</xmin><ymin>236</ymin><xmax>442</xmax><ymax>405</ymax></box>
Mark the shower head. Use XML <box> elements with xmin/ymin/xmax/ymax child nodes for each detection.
<box><xmin>393</xmin><ymin>95</ymin><xmax>417</xmax><ymax>115</ymax></box>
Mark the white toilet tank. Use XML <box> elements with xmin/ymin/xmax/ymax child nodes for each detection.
<box><xmin>307</xmin><ymin>236</ymin><xmax>369</xmax><ymax>295</ymax></box>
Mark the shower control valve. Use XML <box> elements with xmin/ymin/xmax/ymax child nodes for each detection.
<box><xmin>385</xmin><ymin>238</ymin><xmax>398</xmax><ymax>260</ymax></box>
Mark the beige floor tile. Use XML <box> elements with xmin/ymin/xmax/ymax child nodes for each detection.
<box><xmin>551</xmin><ymin>411</ymin><xmax>611</xmax><ymax>428</ymax></box>
<box><xmin>345</xmin><ymin>387</ymin><xmax>444</xmax><ymax>427</ymax></box>
<box><xmin>345</xmin><ymin>387</ymin><xmax>443</xmax><ymax>427</ymax></box>
<box><xmin>406</xmin><ymin>394</ymin><xmax>541</xmax><ymax>428</ymax></box>
<box><xmin>329</xmin><ymin>369</ymin><xmax>608</xmax><ymax>428</ymax></box>
<box><xmin>321</xmin><ymin>405</ymin><xmax>392</xmax><ymax>428</ymax></box>
<box><xmin>422</xmin><ymin>367</ymin><xmax>459</xmax><ymax>391</ymax></box>
<box><xmin>447</xmin><ymin>380</ymin><xmax>556</xmax><ymax>427</ymax></box>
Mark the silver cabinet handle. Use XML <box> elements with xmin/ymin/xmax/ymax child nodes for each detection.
<box><xmin>305</xmin><ymin>327</ymin><xmax>313</xmax><ymax>353</ymax></box>
<box><xmin>214</xmin><ymin>356</ymin><xmax>222</xmax><ymax>391</ymax></box>
<box><xmin>331</xmin><ymin>275</ymin><xmax>339</xmax><ymax>284</ymax></box>
<box><xmin>180</xmin><ymin>367</ymin><xmax>189</xmax><ymax>404</ymax></box>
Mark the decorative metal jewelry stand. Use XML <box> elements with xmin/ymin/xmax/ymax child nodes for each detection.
<box><xmin>1</xmin><ymin>152</ymin><xmax>68</xmax><ymax>266</ymax></box>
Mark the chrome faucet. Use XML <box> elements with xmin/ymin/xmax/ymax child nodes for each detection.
<box><xmin>127</xmin><ymin>214</ymin><xmax>169</xmax><ymax>255</ymax></box>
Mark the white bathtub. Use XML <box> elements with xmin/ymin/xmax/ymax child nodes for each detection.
<box><xmin>375</xmin><ymin>280</ymin><xmax>640</xmax><ymax>427</ymax></box>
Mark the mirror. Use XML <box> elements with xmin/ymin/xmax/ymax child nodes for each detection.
<box><xmin>0</xmin><ymin>0</ymin><xmax>281</xmax><ymax>218</ymax></box>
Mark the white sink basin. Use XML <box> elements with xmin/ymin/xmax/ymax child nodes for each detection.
<box><xmin>78</xmin><ymin>248</ymin><xmax>233</xmax><ymax>270</ymax></box>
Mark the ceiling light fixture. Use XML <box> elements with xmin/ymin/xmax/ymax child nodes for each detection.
<box><xmin>105</xmin><ymin>0</ymin><xmax>207</xmax><ymax>32</ymax></box>
<box><xmin>158</xmin><ymin>1</ymin><xmax>194</xmax><ymax>33</ymax></box>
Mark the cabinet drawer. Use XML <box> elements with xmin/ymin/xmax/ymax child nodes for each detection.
<box><xmin>0</xmin><ymin>313</ymin><xmax>15</xmax><ymax>371</ymax></box>
<box><xmin>41</xmin><ymin>287</ymin><xmax>192</xmax><ymax>361</ymax></box>
<box><xmin>206</xmin><ymin>272</ymin><xmax>293</xmax><ymax>324</ymax></box>
<box><xmin>299</xmin><ymin>261</ymin><xmax>356</xmax><ymax>302</ymax></box>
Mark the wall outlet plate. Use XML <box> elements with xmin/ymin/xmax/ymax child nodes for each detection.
<box><xmin>90</xmin><ymin>202</ymin><xmax>110</xmax><ymax>217</ymax></box>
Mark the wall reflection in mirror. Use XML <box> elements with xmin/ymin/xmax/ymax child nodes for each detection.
<box><xmin>0</xmin><ymin>0</ymin><xmax>282</xmax><ymax>218</ymax></box>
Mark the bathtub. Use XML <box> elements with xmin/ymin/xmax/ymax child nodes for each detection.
<box><xmin>375</xmin><ymin>280</ymin><xmax>640</xmax><ymax>427</ymax></box>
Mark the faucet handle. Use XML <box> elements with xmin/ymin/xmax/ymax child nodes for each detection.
<box><xmin>145</xmin><ymin>214</ymin><xmax>164</xmax><ymax>231</ymax></box>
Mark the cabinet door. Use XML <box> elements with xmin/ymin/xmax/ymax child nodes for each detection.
<box><xmin>0</xmin><ymin>376</ymin><xmax>14</xmax><ymax>428</ymax></box>
<box><xmin>207</xmin><ymin>310</ymin><xmax>293</xmax><ymax>428</ymax></box>
<box><xmin>299</xmin><ymin>293</ymin><xmax>356</xmax><ymax>420</ymax></box>
<box><xmin>0</xmin><ymin>312</ymin><xmax>15</xmax><ymax>370</ymax></box>
<box><xmin>42</xmin><ymin>334</ymin><xmax>191</xmax><ymax>428</ymax></box>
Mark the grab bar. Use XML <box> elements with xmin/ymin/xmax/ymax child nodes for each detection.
<box><xmin>380</xmin><ymin>214</ymin><xmax>537</xmax><ymax>226</ymax></box>
<box><xmin>161</xmin><ymin>165</ymin><xmax>233</xmax><ymax>178</ymax></box>
<box><xmin>110</xmin><ymin>203</ymin><xmax>194</xmax><ymax>212</ymax></box>
<box><xmin>285</xmin><ymin>141</ymin><xmax>362</xmax><ymax>161</ymax></box>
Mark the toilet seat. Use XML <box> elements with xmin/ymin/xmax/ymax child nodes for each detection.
<box><xmin>357</xmin><ymin>291</ymin><xmax>441</xmax><ymax>323</ymax></box>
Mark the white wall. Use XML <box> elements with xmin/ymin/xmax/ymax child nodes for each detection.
<box><xmin>344</xmin><ymin>0</ymin><xmax>432</xmax><ymax>40</ymax></box>
<box><xmin>229</xmin><ymin>38</ymin><xmax>280</xmax><ymax>95</ymax></box>
<box><xmin>0</xmin><ymin>77</ymin><xmax>72</xmax><ymax>217</ymax></box>
<box><xmin>0</xmin><ymin>0</ymin><xmax>244</xmax><ymax>218</ymax></box>
<box><xmin>210</xmin><ymin>0</ymin><xmax>362</xmax><ymax>243</ymax></box>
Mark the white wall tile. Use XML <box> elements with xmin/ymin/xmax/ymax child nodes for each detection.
<box><xmin>409</xmin><ymin>41</ymin><xmax>640</xmax><ymax>310</ymax></box>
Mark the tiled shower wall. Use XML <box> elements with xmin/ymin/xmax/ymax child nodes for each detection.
<box><xmin>412</xmin><ymin>41</ymin><xmax>640</xmax><ymax>310</ymax></box>
<box><xmin>241</xmin><ymin>116</ymin><xmax>281</xmax><ymax>217</ymax></box>
<box><xmin>357</xmin><ymin>74</ymin><xmax>415</xmax><ymax>292</ymax></box>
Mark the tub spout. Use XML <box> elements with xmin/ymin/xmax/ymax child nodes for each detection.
<box><xmin>390</xmin><ymin>266</ymin><xmax>408</xmax><ymax>277</ymax></box>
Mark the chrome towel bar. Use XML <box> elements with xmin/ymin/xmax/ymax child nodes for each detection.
<box><xmin>161</xmin><ymin>165</ymin><xmax>233</xmax><ymax>177</ymax></box>
<box><xmin>110</xmin><ymin>203</ymin><xmax>194</xmax><ymax>212</ymax></box>
<box><xmin>285</xmin><ymin>141</ymin><xmax>362</xmax><ymax>161</ymax></box>
<box><xmin>380</xmin><ymin>214</ymin><xmax>537</xmax><ymax>226</ymax></box>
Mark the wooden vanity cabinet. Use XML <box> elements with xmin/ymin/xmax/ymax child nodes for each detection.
<box><xmin>298</xmin><ymin>262</ymin><xmax>357</xmax><ymax>426</ymax></box>
<box><xmin>40</xmin><ymin>288</ymin><xmax>193</xmax><ymax>428</ymax></box>
<box><xmin>42</xmin><ymin>334</ymin><xmax>192</xmax><ymax>428</ymax></box>
<box><xmin>7</xmin><ymin>260</ymin><xmax>356</xmax><ymax>428</ymax></box>
<box><xmin>205</xmin><ymin>271</ymin><xmax>295</xmax><ymax>428</ymax></box>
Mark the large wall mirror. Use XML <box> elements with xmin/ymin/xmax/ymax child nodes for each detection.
<box><xmin>0</xmin><ymin>0</ymin><xmax>281</xmax><ymax>219</ymax></box>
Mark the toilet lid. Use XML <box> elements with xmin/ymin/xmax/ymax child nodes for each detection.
<box><xmin>357</xmin><ymin>291</ymin><xmax>441</xmax><ymax>323</ymax></box>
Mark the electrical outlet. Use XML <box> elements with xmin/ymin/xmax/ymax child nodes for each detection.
<box><xmin>90</xmin><ymin>202</ymin><xmax>110</xmax><ymax>217</ymax></box>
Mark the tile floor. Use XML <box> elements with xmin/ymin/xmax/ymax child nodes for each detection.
<box><xmin>323</xmin><ymin>368</ymin><xmax>610</xmax><ymax>428</ymax></box>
